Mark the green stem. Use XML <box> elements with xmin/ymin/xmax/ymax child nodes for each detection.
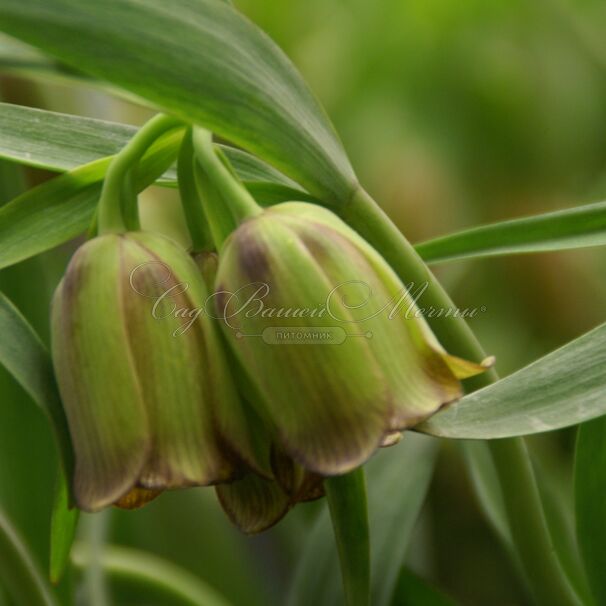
<box><xmin>192</xmin><ymin>128</ymin><xmax>261</xmax><ymax>224</ymax></box>
<box><xmin>325</xmin><ymin>469</ymin><xmax>371</xmax><ymax>606</ymax></box>
<box><xmin>97</xmin><ymin>114</ymin><xmax>183</xmax><ymax>234</ymax></box>
<box><xmin>192</xmin><ymin>157</ymin><xmax>237</xmax><ymax>250</ymax></box>
<box><xmin>83</xmin><ymin>512</ymin><xmax>111</xmax><ymax>606</ymax></box>
<box><xmin>491</xmin><ymin>438</ymin><xmax>582</xmax><ymax>606</ymax></box>
<box><xmin>177</xmin><ymin>129</ymin><xmax>213</xmax><ymax>252</ymax></box>
<box><xmin>340</xmin><ymin>187</ymin><xmax>581</xmax><ymax>606</ymax></box>
<box><xmin>121</xmin><ymin>170</ymin><xmax>140</xmax><ymax>231</ymax></box>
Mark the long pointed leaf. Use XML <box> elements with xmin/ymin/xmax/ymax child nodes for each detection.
<box><xmin>415</xmin><ymin>201</ymin><xmax>606</xmax><ymax>264</ymax></box>
<box><xmin>0</xmin><ymin>291</ymin><xmax>71</xmax><ymax>467</ymax></box>
<box><xmin>0</xmin><ymin>129</ymin><xmax>181</xmax><ymax>270</ymax></box>
<box><xmin>0</xmin><ymin>0</ymin><xmax>357</xmax><ymax>203</ymax></box>
<box><xmin>419</xmin><ymin>322</ymin><xmax>606</xmax><ymax>439</ymax></box>
<box><xmin>0</xmin><ymin>102</ymin><xmax>308</xmax><ymax>193</ymax></box>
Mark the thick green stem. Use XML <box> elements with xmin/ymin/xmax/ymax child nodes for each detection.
<box><xmin>491</xmin><ymin>438</ymin><xmax>581</xmax><ymax>606</ymax></box>
<box><xmin>97</xmin><ymin>114</ymin><xmax>183</xmax><ymax>234</ymax></box>
<box><xmin>192</xmin><ymin>128</ymin><xmax>261</xmax><ymax>225</ymax></box>
<box><xmin>177</xmin><ymin>130</ymin><xmax>213</xmax><ymax>252</ymax></box>
<box><xmin>325</xmin><ymin>469</ymin><xmax>371</xmax><ymax>606</ymax></box>
<box><xmin>192</xmin><ymin>159</ymin><xmax>237</xmax><ymax>250</ymax></box>
<box><xmin>340</xmin><ymin>187</ymin><xmax>581</xmax><ymax>606</ymax></box>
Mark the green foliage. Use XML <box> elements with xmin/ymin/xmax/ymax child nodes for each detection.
<box><xmin>289</xmin><ymin>437</ymin><xmax>438</xmax><ymax>606</ymax></box>
<box><xmin>575</xmin><ymin>417</ymin><xmax>606</xmax><ymax>605</ymax></box>
<box><xmin>0</xmin><ymin>0</ymin><xmax>356</xmax><ymax>203</ymax></box>
<box><xmin>420</xmin><ymin>322</ymin><xmax>606</xmax><ymax>439</ymax></box>
<box><xmin>0</xmin><ymin>0</ymin><xmax>605</xmax><ymax>604</ymax></box>
<box><xmin>416</xmin><ymin>201</ymin><xmax>606</xmax><ymax>264</ymax></box>
<box><xmin>0</xmin><ymin>509</ymin><xmax>58</xmax><ymax>606</ymax></box>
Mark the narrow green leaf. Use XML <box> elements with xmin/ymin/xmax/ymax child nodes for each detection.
<box><xmin>419</xmin><ymin>322</ymin><xmax>606</xmax><ymax>439</ymax></box>
<box><xmin>390</xmin><ymin>569</ymin><xmax>456</xmax><ymax>606</ymax></box>
<box><xmin>0</xmin><ymin>103</ymin><xmax>309</xmax><ymax>192</ymax></box>
<box><xmin>0</xmin><ymin>508</ymin><xmax>58</xmax><ymax>606</ymax></box>
<box><xmin>536</xmin><ymin>463</ymin><xmax>594</xmax><ymax>606</ymax></box>
<box><xmin>0</xmin><ymin>129</ymin><xmax>181</xmax><ymax>270</ymax></box>
<box><xmin>415</xmin><ymin>201</ymin><xmax>606</xmax><ymax>264</ymax></box>
<box><xmin>288</xmin><ymin>435</ymin><xmax>438</xmax><ymax>606</ymax></box>
<box><xmin>49</xmin><ymin>470</ymin><xmax>79</xmax><ymax>584</ymax></box>
<box><xmin>0</xmin><ymin>0</ymin><xmax>357</xmax><ymax>203</ymax></box>
<box><xmin>0</xmin><ymin>158</ymin><xmax>26</xmax><ymax>202</ymax></box>
<box><xmin>459</xmin><ymin>441</ymin><xmax>511</xmax><ymax>547</ymax></box>
<box><xmin>325</xmin><ymin>470</ymin><xmax>370</xmax><ymax>606</ymax></box>
<box><xmin>0</xmin><ymin>290</ymin><xmax>71</xmax><ymax>470</ymax></box>
<box><xmin>72</xmin><ymin>543</ymin><xmax>232</xmax><ymax>606</ymax></box>
<box><xmin>575</xmin><ymin>416</ymin><xmax>606</xmax><ymax>605</ymax></box>
<box><xmin>0</xmin><ymin>102</ymin><xmax>138</xmax><ymax>172</ymax></box>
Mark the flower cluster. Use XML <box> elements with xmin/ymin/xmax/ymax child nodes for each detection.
<box><xmin>52</xmin><ymin>201</ymin><xmax>489</xmax><ymax>532</ymax></box>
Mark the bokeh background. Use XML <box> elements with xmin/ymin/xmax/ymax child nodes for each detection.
<box><xmin>2</xmin><ymin>0</ymin><xmax>606</xmax><ymax>603</ymax></box>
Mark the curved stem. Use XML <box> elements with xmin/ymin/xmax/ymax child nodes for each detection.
<box><xmin>325</xmin><ymin>469</ymin><xmax>371</xmax><ymax>606</ymax></box>
<box><xmin>121</xmin><ymin>170</ymin><xmax>140</xmax><ymax>231</ymax></box>
<box><xmin>192</xmin><ymin>128</ymin><xmax>261</xmax><ymax>225</ymax></box>
<box><xmin>192</xmin><ymin>157</ymin><xmax>237</xmax><ymax>250</ymax></box>
<box><xmin>97</xmin><ymin>114</ymin><xmax>183</xmax><ymax>234</ymax></box>
<box><xmin>177</xmin><ymin>129</ymin><xmax>213</xmax><ymax>252</ymax></box>
<box><xmin>340</xmin><ymin>188</ymin><xmax>581</xmax><ymax>606</ymax></box>
<box><xmin>491</xmin><ymin>438</ymin><xmax>582</xmax><ymax>606</ymax></box>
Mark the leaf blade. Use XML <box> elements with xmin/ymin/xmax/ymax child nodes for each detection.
<box><xmin>419</xmin><ymin>322</ymin><xmax>606</xmax><ymax>439</ymax></box>
<box><xmin>0</xmin><ymin>129</ymin><xmax>181</xmax><ymax>270</ymax></box>
<box><xmin>0</xmin><ymin>0</ymin><xmax>356</xmax><ymax>202</ymax></box>
<box><xmin>0</xmin><ymin>102</ymin><xmax>307</xmax><ymax>192</ymax></box>
<box><xmin>415</xmin><ymin>201</ymin><xmax>606</xmax><ymax>264</ymax></box>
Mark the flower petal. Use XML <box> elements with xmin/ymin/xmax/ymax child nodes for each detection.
<box><xmin>51</xmin><ymin>236</ymin><xmax>150</xmax><ymax>511</ymax></box>
<box><xmin>124</xmin><ymin>233</ymin><xmax>236</xmax><ymax>488</ymax></box>
<box><xmin>215</xmin><ymin>473</ymin><xmax>290</xmax><ymax>534</ymax></box>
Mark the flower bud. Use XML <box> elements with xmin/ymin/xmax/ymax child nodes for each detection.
<box><xmin>51</xmin><ymin>232</ymin><xmax>245</xmax><ymax>512</ymax></box>
<box><xmin>214</xmin><ymin>202</ymin><xmax>490</xmax><ymax>477</ymax></box>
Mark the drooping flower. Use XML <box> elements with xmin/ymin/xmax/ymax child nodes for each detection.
<box><xmin>213</xmin><ymin>202</ymin><xmax>491</xmax><ymax>478</ymax></box>
<box><xmin>51</xmin><ymin>231</ymin><xmax>256</xmax><ymax>511</ymax></box>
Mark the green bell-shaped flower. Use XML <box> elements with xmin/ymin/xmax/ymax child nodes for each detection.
<box><xmin>213</xmin><ymin>202</ymin><xmax>490</xmax><ymax>477</ymax></box>
<box><xmin>51</xmin><ymin>231</ymin><xmax>254</xmax><ymax>512</ymax></box>
<box><xmin>193</xmin><ymin>250</ymin><xmax>324</xmax><ymax>534</ymax></box>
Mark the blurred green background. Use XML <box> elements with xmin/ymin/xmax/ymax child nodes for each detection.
<box><xmin>2</xmin><ymin>0</ymin><xmax>606</xmax><ymax>603</ymax></box>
